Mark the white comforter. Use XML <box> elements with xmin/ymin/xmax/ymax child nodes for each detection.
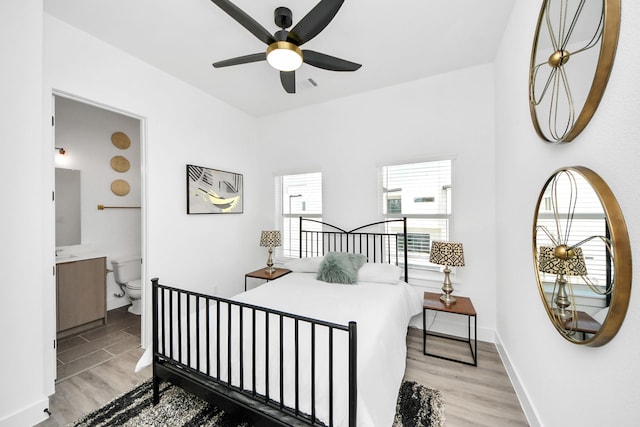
<box><xmin>144</xmin><ymin>272</ymin><xmax>422</xmax><ymax>426</ymax></box>
<box><xmin>233</xmin><ymin>273</ymin><xmax>421</xmax><ymax>426</ymax></box>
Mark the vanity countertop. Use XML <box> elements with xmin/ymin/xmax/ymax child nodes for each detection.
<box><xmin>55</xmin><ymin>252</ymin><xmax>107</xmax><ymax>264</ymax></box>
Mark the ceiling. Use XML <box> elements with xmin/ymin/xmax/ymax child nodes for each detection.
<box><xmin>44</xmin><ymin>0</ymin><xmax>516</xmax><ymax>117</ymax></box>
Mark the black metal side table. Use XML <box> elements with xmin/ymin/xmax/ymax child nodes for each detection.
<box><xmin>422</xmin><ymin>291</ymin><xmax>477</xmax><ymax>366</ymax></box>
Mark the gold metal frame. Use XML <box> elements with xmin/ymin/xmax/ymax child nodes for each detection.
<box><xmin>529</xmin><ymin>0</ymin><xmax>621</xmax><ymax>143</ymax></box>
<box><xmin>532</xmin><ymin>166</ymin><xmax>632</xmax><ymax>346</ymax></box>
<box><xmin>266</xmin><ymin>41</ymin><xmax>303</xmax><ymax>70</ymax></box>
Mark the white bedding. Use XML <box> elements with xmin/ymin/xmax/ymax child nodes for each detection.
<box><xmin>143</xmin><ymin>272</ymin><xmax>422</xmax><ymax>426</ymax></box>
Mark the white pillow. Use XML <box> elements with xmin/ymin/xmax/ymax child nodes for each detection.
<box><xmin>283</xmin><ymin>256</ymin><xmax>325</xmax><ymax>273</ymax></box>
<box><xmin>357</xmin><ymin>263</ymin><xmax>402</xmax><ymax>284</ymax></box>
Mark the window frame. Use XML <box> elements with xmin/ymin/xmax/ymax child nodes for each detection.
<box><xmin>276</xmin><ymin>171</ymin><xmax>323</xmax><ymax>259</ymax></box>
<box><xmin>379</xmin><ymin>156</ymin><xmax>455</xmax><ymax>276</ymax></box>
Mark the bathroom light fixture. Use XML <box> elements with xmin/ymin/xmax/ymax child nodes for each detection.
<box><xmin>55</xmin><ymin>147</ymin><xmax>66</xmax><ymax>155</ymax></box>
<box><xmin>260</xmin><ymin>230</ymin><xmax>282</xmax><ymax>274</ymax></box>
<box><xmin>266</xmin><ymin>42</ymin><xmax>303</xmax><ymax>72</ymax></box>
<box><xmin>429</xmin><ymin>241</ymin><xmax>465</xmax><ymax>305</ymax></box>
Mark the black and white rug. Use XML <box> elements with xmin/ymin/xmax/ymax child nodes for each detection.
<box><xmin>70</xmin><ymin>379</ymin><xmax>444</xmax><ymax>426</ymax></box>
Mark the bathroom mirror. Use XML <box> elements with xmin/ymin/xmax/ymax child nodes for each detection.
<box><xmin>55</xmin><ymin>168</ymin><xmax>81</xmax><ymax>246</ymax></box>
<box><xmin>529</xmin><ymin>0</ymin><xmax>620</xmax><ymax>142</ymax></box>
<box><xmin>532</xmin><ymin>167</ymin><xmax>631</xmax><ymax>346</ymax></box>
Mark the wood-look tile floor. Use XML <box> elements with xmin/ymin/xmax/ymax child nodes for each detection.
<box><xmin>37</xmin><ymin>320</ymin><xmax>528</xmax><ymax>426</ymax></box>
<box><xmin>37</xmin><ymin>306</ymin><xmax>151</xmax><ymax>427</ymax></box>
<box><xmin>403</xmin><ymin>327</ymin><xmax>529</xmax><ymax>426</ymax></box>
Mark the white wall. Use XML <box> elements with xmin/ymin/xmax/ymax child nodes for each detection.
<box><xmin>257</xmin><ymin>64</ymin><xmax>498</xmax><ymax>342</ymax></box>
<box><xmin>43</xmin><ymin>12</ymin><xmax>274</xmax><ymax>318</ymax></box>
<box><xmin>0</xmin><ymin>1</ymin><xmax>50</xmax><ymax>426</ymax></box>
<box><xmin>1</xmin><ymin>8</ymin><xmax>273</xmax><ymax>423</ymax></box>
<box><xmin>495</xmin><ymin>1</ymin><xmax>640</xmax><ymax>425</ymax></box>
<box><xmin>54</xmin><ymin>96</ymin><xmax>142</xmax><ymax>310</ymax></box>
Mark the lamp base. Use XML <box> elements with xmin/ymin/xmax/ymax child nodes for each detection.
<box><xmin>554</xmin><ymin>275</ymin><xmax>573</xmax><ymax>321</ymax></box>
<box><xmin>440</xmin><ymin>293</ymin><xmax>456</xmax><ymax>305</ymax></box>
<box><xmin>440</xmin><ymin>266</ymin><xmax>456</xmax><ymax>305</ymax></box>
<box><xmin>265</xmin><ymin>247</ymin><xmax>275</xmax><ymax>274</ymax></box>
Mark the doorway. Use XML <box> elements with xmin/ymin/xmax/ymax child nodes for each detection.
<box><xmin>53</xmin><ymin>94</ymin><xmax>145</xmax><ymax>380</ymax></box>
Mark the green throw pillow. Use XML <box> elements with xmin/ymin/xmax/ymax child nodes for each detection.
<box><xmin>316</xmin><ymin>252</ymin><xmax>367</xmax><ymax>284</ymax></box>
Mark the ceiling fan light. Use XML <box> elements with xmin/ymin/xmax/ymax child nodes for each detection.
<box><xmin>266</xmin><ymin>42</ymin><xmax>303</xmax><ymax>72</ymax></box>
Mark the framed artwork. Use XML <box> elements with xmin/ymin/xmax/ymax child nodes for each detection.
<box><xmin>187</xmin><ymin>164</ymin><xmax>243</xmax><ymax>214</ymax></box>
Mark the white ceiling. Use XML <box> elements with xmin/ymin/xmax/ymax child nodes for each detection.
<box><xmin>44</xmin><ymin>0</ymin><xmax>516</xmax><ymax>117</ymax></box>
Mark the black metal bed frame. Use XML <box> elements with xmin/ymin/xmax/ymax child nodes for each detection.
<box><xmin>151</xmin><ymin>218</ymin><xmax>408</xmax><ymax>426</ymax></box>
<box><xmin>299</xmin><ymin>217</ymin><xmax>409</xmax><ymax>282</ymax></box>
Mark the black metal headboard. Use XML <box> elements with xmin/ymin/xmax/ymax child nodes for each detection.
<box><xmin>299</xmin><ymin>217</ymin><xmax>409</xmax><ymax>282</ymax></box>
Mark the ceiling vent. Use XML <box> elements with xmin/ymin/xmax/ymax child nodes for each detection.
<box><xmin>298</xmin><ymin>78</ymin><xmax>319</xmax><ymax>90</ymax></box>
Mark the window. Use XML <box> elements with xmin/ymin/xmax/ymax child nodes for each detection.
<box><xmin>278</xmin><ymin>172</ymin><xmax>322</xmax><ymax>258</ymax></box>
<box><xmin>380</xmin><ymin>159</ymin><xmax>452</xmax><ymax>270</ymax></box>
<box><xmin>398</xmin><ymin>233</ymin><xmax>432</xmax><ymax>254</ymax></box>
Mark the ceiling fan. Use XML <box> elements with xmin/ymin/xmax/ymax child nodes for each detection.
<box><xmin>210</xmin><ymin>0</ymin><xmax>362</xmax><ymax>94</ymax></box>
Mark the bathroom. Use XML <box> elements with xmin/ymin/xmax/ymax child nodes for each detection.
<box><xmin>54</xmin><ymin>95</ymin><xmax>142</xmax><ymax>329</ymax></box>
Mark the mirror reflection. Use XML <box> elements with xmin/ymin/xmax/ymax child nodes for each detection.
<box><xmin>55</xmin><ymin>168</ymin><xmax>81</xmax><ymax>246</ymax></box>
<box><xmin>529</xmin><ymin>0</ymin><xmax>615</xmax><ymax>142</ymax></box>
<box><xmin>533</xmin><ymin>167</ymin><xmax>630</xmax><ymax>345</ymax></box>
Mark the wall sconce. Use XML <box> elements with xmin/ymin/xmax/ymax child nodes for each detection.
<box><xmin>55</xmin><ymin>147</ymin><xmax>66</xmax><ymax>155</ymax></box>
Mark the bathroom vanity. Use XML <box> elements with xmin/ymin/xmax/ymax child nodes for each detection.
<box><xmin>56</xmin><ymin>255</ymin><xmax>107</xmax><ymax>337</ymax></box>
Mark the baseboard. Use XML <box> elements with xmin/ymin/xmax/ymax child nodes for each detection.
<box><xmin>494</xmin><ymin>331</ymin><xmax>541</xmax><ymax>427</ymax></box>
<box><xmin>0</xmin><ymin>397</ymin><xmax>49</xmax><ymax>427</ymax></box>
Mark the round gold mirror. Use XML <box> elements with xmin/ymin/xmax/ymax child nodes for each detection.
<box><xmin>529</xmin><ymin>0</ymin><xmax>620</xmax><ymax>143</ymax></box>
<box><xmin>532</xmin><ymin>167</ymin><xmax>631</xmax><ymax>346</ymax></box>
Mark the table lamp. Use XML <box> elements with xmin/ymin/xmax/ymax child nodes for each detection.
<box><xmin>260</xmin><ymin>230</ymin><xmax>281</xmax><ymax>274</ymax></box>
<box><xmin>429</xmin><ymin>241</ymin><xmax>465</xmax><ymax>305</ymax></box>
<box><xmin>538</xmin><ymin>245</ymin><xmax>587</xmax><ymax>321</ymax></box>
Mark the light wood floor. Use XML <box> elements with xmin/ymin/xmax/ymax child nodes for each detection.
<box><xmin>403</xmin><ymin>327</ymin><xmax>529</xmax><ymax>426</ymax></box>
<box><xmin>37</xmin><ymin>319</ymin><xmax>528</xmax><ymax>426</ymax></box>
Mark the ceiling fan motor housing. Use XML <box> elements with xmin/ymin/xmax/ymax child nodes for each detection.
<box><xmin>274</xmin><ymin>7</ymin><xmax>293</xmax><ymax>29</ymax></box>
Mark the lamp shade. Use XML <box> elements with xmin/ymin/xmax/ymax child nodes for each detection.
<box><xmin>260</xmin><ymin>230</ymin><xmax>282</xmax><ymax>248</ymax></box>
<box><xmin>429</xmin><ymin>241</ymin><xmax>465</xmax><ymax>267</ymax></box>
<box><xmin>538</xmin><ymin>246</ymin><xmax>587</xmax><ymax>276</ymax></box>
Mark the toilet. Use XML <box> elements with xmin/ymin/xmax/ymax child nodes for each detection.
<box><xmin>111</xmin><ymin>256</ymin><xmax>142</xmax><ymax>315</ymax></box>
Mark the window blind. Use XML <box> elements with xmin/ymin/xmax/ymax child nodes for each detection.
<box><xmin>280</xmin><ymin>172</ymin><xmax>322</xmax><ymax>258</ymax></box>
<box><xmin>380</xmin><ymin>159</ymin><xmax>452</xmax><ymax>269</ymax></box>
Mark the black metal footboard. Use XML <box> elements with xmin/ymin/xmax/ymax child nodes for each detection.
<box><xmin>151</xmin><ymin>278</ymin><xmax>357</xmax><ymax>427</ymax></box>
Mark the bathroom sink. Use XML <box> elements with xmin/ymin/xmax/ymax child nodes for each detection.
<box><xmin>56</xmin><ymin>254</ymin><xmax>77</xmax><ymax>260</ymax></box>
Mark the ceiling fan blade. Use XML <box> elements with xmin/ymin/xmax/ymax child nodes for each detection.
<box><xmin>212</xmin><ymin>52</ymin><xmax>266</xmax><ymax>68</ymax></box>
<box><xmin>210</xmin><ymin>0</ymin><xmax>275</xmax><ymax>45</ymax></box>
<box><xmin>287</xmin><ymin>0</ymin><xmax>344</xmax><ymax>45</ymax></box>
<box><xmin>303</xmin><ymin>50</ymin><xmax>361</xmax><ymax>71</ymax></box>
<box><xmin>280</xmin><ymin>71</ymin><xmax>296</xmax><ymax>93</ymax></box>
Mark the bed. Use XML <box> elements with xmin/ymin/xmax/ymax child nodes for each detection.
<box><xmin>150</xmin><ymin>218</ymin><xmax>422</xmax><ymax>426</ymax></box>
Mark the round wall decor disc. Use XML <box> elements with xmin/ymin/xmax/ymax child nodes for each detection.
<box><xmin>111</xmin><ymin>132</ymin><xmax>131</xmax><ymax>149</ymax></box>
<box><xmin>110</xmin><ymin>155</ymin><xmax>130</xmax><ymax>173</ymax></box>
<box><xmin>111</xmin><ymin>179</ymin><xmax>130</xmax><ymax>196</ymax></box>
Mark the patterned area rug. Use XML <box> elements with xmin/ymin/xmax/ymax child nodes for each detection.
<box><xmin>70</xmin><ymin>379</ymin><xmax>444</xmax><ymax>426</ymax></box>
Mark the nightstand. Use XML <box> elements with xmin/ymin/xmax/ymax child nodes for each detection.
<box><xmin>560</xmin><ymin>310</ymin><xmax>601</xmax><ymax>340</ymax></box>
<box><xmin>422</xmin><ymin>291</ymin><xmax>477</xmax><ymax>366</ymax></box>
<box><xmin>244</xmin><ymin>267</ymin><xmax>292</xmax><ymax>291</ymax></box>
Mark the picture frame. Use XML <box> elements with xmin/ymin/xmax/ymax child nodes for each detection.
<box><xmin>186</xmin><ymin>164</ymin><xmax>243</xmax><ymax>214</ymax></box>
